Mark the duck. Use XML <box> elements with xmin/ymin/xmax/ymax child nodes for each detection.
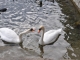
<box><xmin>0</xmin><ymin>8</ymin><xmax>7</xmax><ymax>14</ymax></box>
<box><xmin>0</xmin><ymin>27</ymin><xmax>35</xmax><ymax>48</ymax></box>
<box><xmin>38</xmin><ymin>25</ymin><xmax>62</xmax><ymax>53</ymax></box>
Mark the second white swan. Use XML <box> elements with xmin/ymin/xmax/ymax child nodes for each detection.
<box><xmin>38</xmin><ymin>25</ymin><xmax>62</xmax><ymax>53</ymax></box>
<box><xmin>38</xmin><ymin>26</ymin><xmax>62</xmax><ymax>45</ymax></box>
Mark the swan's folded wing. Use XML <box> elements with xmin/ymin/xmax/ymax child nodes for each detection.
<box><xmin>43</xmin><ymin>29</ymin><xmax>62</xmax><ymax>45</ymax></box>
<box><xmin>44</xmin><ymin>30</ymin><xmax>56</xmax><ymax>35</ymax></box>
<box><xmin>0</xmin><ymin>28</ymin><xmax>19</xmax><ymax>43</ymax></box>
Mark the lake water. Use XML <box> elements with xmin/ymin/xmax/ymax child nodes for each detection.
<box><xmin>0</xmin><ymin>0</ymin><xmax>80</xmax><ymax>60</ymax></box>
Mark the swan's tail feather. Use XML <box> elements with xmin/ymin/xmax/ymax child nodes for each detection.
<box><xmin>62</xmin><ymin>27</ymin><xmax>65</xmax><ymax>31</ymax></box>
<box><xmin>57</xmin><ymin>28</ymin><xmax>63</xmax><ymax>34</ymax></box>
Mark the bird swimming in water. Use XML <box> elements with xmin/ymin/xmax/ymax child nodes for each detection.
<box><xmin>38</xmin><ymin>25</ymin><xmax>62</xmax><ymax>53</ymax></box>
<box><xmin>0</xmin><ymin>27</ymin><xmax>35</xmax><ymax>48</ymax></box>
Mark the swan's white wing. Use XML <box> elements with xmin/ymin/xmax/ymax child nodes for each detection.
<box><xmin>43</xmin><ymin>29</ymin><xmax>62</xmax><ymax>45</ymax></box>
<box><xmin>0</xmin><ymin>28</ymin><xmax>20</xmax><ymax>43</ymax></box>
<box><xmin>44</xmin><ymin>30</ymin><xmax>56</xmax><ymax>35</ymax></box>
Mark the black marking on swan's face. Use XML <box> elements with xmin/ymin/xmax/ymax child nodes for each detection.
<box><xmin>38</xmin><ymin>27</ymin><xmax>43</xmax><ymax>33</ymax></box>
<box><xmin>39</xmin><ymin>28</ymin><xmax>42</xmax><ymax>31</ymax></box>
<box><xmin>30</xmin><ymin>28</ymin><xmax>35</xmax><ymax>31</ymax></box>
<box><xmin>39</xmin><ymin>26</ymin><xmax>44</xmax><ymax>31</ymax></box>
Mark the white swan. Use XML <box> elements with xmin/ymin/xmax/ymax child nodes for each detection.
<box><xmin>0</xmin><ymin>27</ymin><xmax>35</xmax><ymax>48</ymax></box>
<box><xmin>38</xmin><ymin>25</ymin><xmax>62</xmax><ymax>53</ymax></box>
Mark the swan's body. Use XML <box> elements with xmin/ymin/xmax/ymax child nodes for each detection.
<box><xmin>38</xmin><ymin>26</ymin><xmax>62</xmax><ymax>45</ymax></box>
<box><xmin>39</xmin><ymin>29</ymin><xmax>62</xmax><ymax>45</ymax></box>
<box><xmin>0</xmin><ymin>28</ymin><xmax>35</xmax><ymax>45</ymax></box>
<box><xmin>38</xmin><ymin>26</ymin><xmax>62</xmax><ymax>53</ymax></box>
<box><xmin>0</xmin><ymin>28</ymin><xmax>20</xmax><ymax>43</ymax></box>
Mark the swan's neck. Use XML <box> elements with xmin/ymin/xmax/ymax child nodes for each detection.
<box><xmin>40</xmin><ymin>28</ymin><xmax>45</xmax><ymax>45</ymax></box>
<box><xmin>19</xmin><ymin>29</ymin><xmax>30</xmax><ymax>43</ymax></box>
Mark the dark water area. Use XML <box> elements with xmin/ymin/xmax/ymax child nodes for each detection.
<box><xmin>56</xmin><ymin>0</ymin><xmax>80</xmax><ymax>59</ymax></box>
<box><xmin>0</xmin><ymin>0</ymin><xmax>80</xmax><ymax>60</ymax></box>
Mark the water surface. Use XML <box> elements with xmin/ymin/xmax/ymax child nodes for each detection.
<box><xmin>0</xmin><ymin>0</ymin><xmax>80</xmax><ymax>60</ymax></box>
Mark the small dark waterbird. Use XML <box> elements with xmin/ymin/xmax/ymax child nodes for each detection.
<box><xmin>0</xmin><ymin>8</ymin><xmax>7</xmax><ymax>12</ymax></box>
<box><xmin>0</xmin><ymin>8</ymin><xmax>7</xmax><ymax>14</ymax></box>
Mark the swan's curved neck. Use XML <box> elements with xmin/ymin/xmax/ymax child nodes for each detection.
<box><xmin>19</xmin><ymin>29</ymin><xmax>30</xmax><ymax>43</ymax></box>
<box><xmin>40</xmin><ymin>28</ymin><xmax>45</xmax><ymax>45</ymax></box>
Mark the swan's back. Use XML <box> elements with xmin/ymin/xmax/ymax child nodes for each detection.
<box><xmin>44</xmin><ymin>30</ymin><xmax>56</xmax><ymax>35</ymax></box>
<box><xmin>43</xmin><ymin>28</ymin><xmax>62</xmax><ymax>45</ymax></box>
<box><xmin>0</xmin><ymin>28</ymin><xmax>20</xmax><ymax>43</ymax></box>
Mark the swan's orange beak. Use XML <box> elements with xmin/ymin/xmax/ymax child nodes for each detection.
<box><xmin>32</xmin><ymin>29</ymin><xmax>35</xmax><ymax>31</ymax></box>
